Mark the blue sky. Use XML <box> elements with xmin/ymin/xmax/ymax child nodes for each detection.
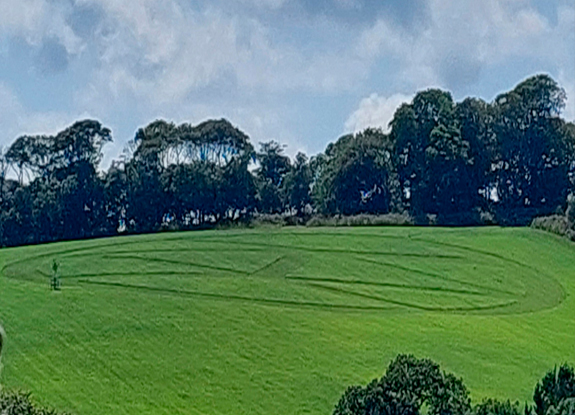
<box><xmin>0</xmin><ymin>0</ymin><xmax>574</xmax><ymax>166</ymax></box>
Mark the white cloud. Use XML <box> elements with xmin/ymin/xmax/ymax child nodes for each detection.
<box><xmin>345</xmin><ymin>93</ymin><xmax>411</xmax><ymax>133</ymax></box>
<box><xmin>70</xmin><ymin>0</ymin><xmax>369</xmax><ymax>118</ymax></box>
<box><xmin>0</xmin><ymin>0</ymin><xmax>82</xmax><ymax>54</ymax></box>
<box><xmin>1</xmin><ymin>0</ymin><xmax>573</xmax><ymax>164</ymax></box>
<box><xmin>0</xmin><ymin>83</ymin><xmax>89</xmax><ymax>148</ymax></box>
<box><xmin>356</xmin><ymin>0</ymin><xmax>573</xmax><ymax>90</ymax></box>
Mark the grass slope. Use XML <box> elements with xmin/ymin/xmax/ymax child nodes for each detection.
<box><xmin>0</xmin><ymin>227</ymin><xmax>574</xmax><ymax>414</ymax></box>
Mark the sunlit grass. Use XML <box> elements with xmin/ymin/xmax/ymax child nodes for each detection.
<box><xmin>0</xmin><ymin>227</ymin><xmax>574</xmax><ymax>414</ymax></box>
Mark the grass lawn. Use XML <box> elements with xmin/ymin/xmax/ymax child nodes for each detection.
<box><xmin>0</xmin><ymin>226</ymin><xmax>574</xmax><ymax>414</ymax></box>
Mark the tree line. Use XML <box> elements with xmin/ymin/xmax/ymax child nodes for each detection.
<box><xmin>1</xmin><ymin>74</ymin><xmax>574</xmax><ymax>247</ymax></box>
<box><xmin>334</xmin><ymin>355</ymin><xmax>575</xmax><ymax>415</ymax></box>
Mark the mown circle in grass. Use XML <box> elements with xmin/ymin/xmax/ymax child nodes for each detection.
<box><xmin>1</xmin><ymin>231</ymin><xmax>564</xmax><ymax>315</ymax></box>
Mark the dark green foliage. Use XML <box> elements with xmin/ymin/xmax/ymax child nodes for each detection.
<box><xmin>314</xmin><ymin>128</ymin><xmax>396</xmax><ymax>216</ymax></box>
<box><xmin>531</xmin><ymin>215</ymin><xmax>571</xmax><ymax>237</ymax></box>
<box><xmin>545</xmin><ymin>398</ymin><xmax>575</xmax><ymax>415</ymax></box>
<box><xmin>492</xmin><ymin>75</ymin><xmax>572</xmax><ymax>224</ymax></box>
<box><xmin>335</xmin><ymin>358</ymin><xmax>575</xmax><ymax>415</ymax></box>
<box><xmin>0</xmin><ymin>391</ymin><xmax>66</xmax><ymax>415</ymax></box>
<box><xmin>282</xmin><ymin>152</ymin><xmax>313</xmax><ymax>216</ymax></box>
<box><xmin>333</xmin><ymin>354</ymin><xmax>471</xmax><ymax>415</ymax></box>
<box><xmin>534</xmin><ymin>365</ymin><xmax>575</xmax><ymax>415</ymax></box>
<box><xmin>0</xmin><ymin>74</ymin><xmax>574</xmax><ymax>247</ymax></box>
<box><xmin>473</xmin><ymin>399</ymin><xmax>522</xmax><ymax>415</ymax></box>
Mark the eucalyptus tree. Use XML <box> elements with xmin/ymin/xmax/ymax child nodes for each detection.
<box><xmin>121</xmin><ymin>118</ymin><xmax>256</xmax><ymax>230</ymax></box>
<box><xmin>5</xmin><ymin>135</ymin><xmax>52</xmax><ymax>183</ymax></box>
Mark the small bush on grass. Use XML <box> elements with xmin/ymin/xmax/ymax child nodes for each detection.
<box><xmin>530</xmin><ymin>215</ymin><xmax>572</xmax><ymax>238</ymax></box>
<box><xmin>0</xmin><ymin>390</ymin><xmax>67</xmax><ymax>415</ymax></box>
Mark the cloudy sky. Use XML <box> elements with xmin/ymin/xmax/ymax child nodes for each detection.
<box><xmin>0</xmin><ymin>0</ymin><xmax>574</xmax><ymax>165</ymax></box>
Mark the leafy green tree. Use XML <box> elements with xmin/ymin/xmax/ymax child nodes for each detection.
<box><xmin>492</xmin><ymin>75</ymin><xmax>572</xmax><ymax>224</ymax></box>
<box><xmin>455</xmin><ymin>97</ymin><xmax>496</xmax><ymax>214</ymax></box>
<box><xmin>545</xmin><ymin>398</ymin><xmax>575</xmax><ymax>415</ymax></box>
<box><xmin>50</xmin><ymin>120</ymin><xmax>112</xmax><ymax>172</ymax></box>
<box><xmin>282</xmin><ymin>152</ymin><xmax>313</xmax><ymax>216</ymax></box>
<box><xmin>333</xmin><ymin>354</ymin><xmax>471</xmax><ymax>415</ymax></box>
<box><xmin>314</xmin><ymin>129</ymin><xmax>396</xmax><ymax>215</ymax></box>
<box><xmin>473</xmin><ymin>399</ymin><xmax>522</xmax><ymax>415</ymax></box>
<box><xmin>391</xmin><ymin>90</ymin><xmax>463</xmax><ymax>221</ymax></box>
<box><xmin>422</xmin><ymin>121</ymin><xmax>487</xmax><ymax>224</ymax></box>
<box><xmin>534</xmin><ymin>364</ymin><xmax>575</xmax><ymax>415</ymax></box>
<box><xmin>255</xmin><ymin>141</ymin><xmax>291</xmax><ymax>213</ymax></box>
<box><xmin>256</xmin><ymin>141</ymin><xmax>291</xmax><ymax>187</ymax></box>
<box><xmin>5</xmin><ymin>135</ymin><xmax>52</xmax><ymax>183</ymax></box>
<box><xmin>0</xmin><ymin>390</ymin><xmax>68</xmax><ymax>415</ymax></box>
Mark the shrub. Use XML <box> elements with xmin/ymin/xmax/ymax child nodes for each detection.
<box><xmin>333</xmin><ymin>354</ymin><xmax>470</xmax><ymax>415</ymax></box>
<box><xmin>533</xmin><ymin>364</ymin><xmax>575</xmax><ymax>415</ymax></box>
<box><xmin>250</xmin><ymin>213</ymin><xmax>307</xmax><ymax>227</ymax></box>
<box><xmin>473</xmin><ymin>399</ymin><xmax>522</xmax><ymax>415</ymax></box>
<box><xmin>0</xmin><ymin>390</ymin><xmax>67</xmax><ymax>415</ymax></box>
<box><xmin>307</xmin><ymin>213</ymin><xmax>414</xmax><ymax>227</ymax></box>
<box><xmin>530</xmin><ymin>215</ymin><xmax>571</xmax><ymax>237</ymax></box>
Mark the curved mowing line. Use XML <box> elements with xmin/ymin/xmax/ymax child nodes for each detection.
<box><xmin>62</xmin><ymin>242</ymin><xmax>466</xmax><ymax>259</ymax></box>
<box><xmin>76</xmin><ymin>279</ymin><xmax>396</xmax><ymax>312</ymax></box>
<box><xmin>411</xmin><ymin>236</ymin><xmax>546</xmax><ymax>270</ymax></box>
<box><xmin>2</xmin><ymin>229</ymin><xmax>564</xmax><ymax>315</ymax></box>
<box><xmin>32</xmin><ymin>269</ymin><xmax>207</xmax><ymax>279</ymax></box>
<box><xmin>101</xmin><ymin>254</ymin><xmax>252</xmax><ymax>275</ymax></box>
<box><xmin>61</xmin><ymin>271</ymin><xmax>205</xmax><ymax>279</ymax></box>
<box><xmin>307</xmin><ymin>282</ymin><xmax>519</xmax><ymax>313</ymax></box>
<box><xmin>0</xmin><ymin>231</ymin><xmax>490</xmax><ymax>278</ymax></box>
<box><xmin>285</xmin><ymin>275</ymin><xmax>489</xmax><ymax>296</ymax></box>
<box><xmin>358</xmin><ymin>256</ymin><xmax>518</xmax><ymax>296</ymax></box>
<box><xmin>63</xmin><ymin>247</ymin><xmax>268</xmax><ymax>258</ymax></box>
<box><xmin>198</xmin><ymin>240</ymin><xmax>466</xmax><ymax>258</ymax></box>
<box><xmin>0</xmin><ymin>231</ymin><xmax>259</xmax><ymax>273</ymax></box>
<box><xmin>409</xmin><ymin>237</ymin><xmax>567</xmax><ymax>304</ymax></box>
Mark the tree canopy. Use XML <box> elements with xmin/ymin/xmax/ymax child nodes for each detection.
<box><xmin>0</xmin><ymin>74</ymin><xmax>574</xmax><ymax>246</ymax></box>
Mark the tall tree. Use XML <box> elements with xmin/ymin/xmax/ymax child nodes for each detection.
<box><xmin>492</xmin><ymin>75</ymin><xmax>572</xmax><ymax>224</ymax></box>
<box><xmin>392</xmin><ymin>89</ymin><xmax>457</xmax><ymax>220</ymax></box>
<box><xmin>255</xmin><ymin>141</ymin><xmax>291</xmax><ymax>213</ymax></box>
<box><xmin>282</xmin><ymin>152</ymin><xmax>313</xmax><ymax>216</ymax></box>
<box><xmin>314</xmin><ymin>129</ymin><xmax>396</xmax><ymax>215</ymax></box>
<box><xmin>534</xmin><ymin>364</ymin><xmax>575</xmax><ymax>415</ymax></box>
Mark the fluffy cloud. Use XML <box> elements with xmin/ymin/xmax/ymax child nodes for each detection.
<box><xmin>0</xmin><ymin>0</ymin><xmax>573</xmax><ymax>162</ymax></box>
<box><xmin>347</xmin><ymin>0</ymin><xmax>575</xmax><ymax>133</ymax></box>
<box><xmin>0</xmin><ymin>82</ymin><xmax>86</xmax><ymax>147</ymax></box>
<box><xmin>356</xmin><ymin>0</ymin><xmax>574</xmax><ymax>91</ymax></box>
<box><xmin>344</xmin><ymin>93</ymin><xmax>411</xmax><ymax>133</ymax></box>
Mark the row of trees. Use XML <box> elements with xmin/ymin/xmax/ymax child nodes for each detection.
<box><xmin>334</xmin><ymin>354</ymin><xmax>575</xmax><ymax>415</ymax></box>
<box><xmin>1</xmin><ymin>74</ymin><xmax>574</xmax><ymax>246</ymax></box>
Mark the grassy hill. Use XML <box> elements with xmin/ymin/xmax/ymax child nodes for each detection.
<box><xmin>0</xmin><ymin>227</ymin><xmax>574</xmax><ymax>414</ymax></box>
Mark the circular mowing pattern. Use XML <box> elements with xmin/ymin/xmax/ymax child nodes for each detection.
<box><xmin>2</xmin><ymin>231</ymin><xmax>565</xmax><ymax>315</ymax></box>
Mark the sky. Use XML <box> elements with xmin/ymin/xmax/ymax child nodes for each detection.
<box><xmin>0</xmin><ymin>0</ymin><xmax>574</xmax><ymax>167</ymax></box>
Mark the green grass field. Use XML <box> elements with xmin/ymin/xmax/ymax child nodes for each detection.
<box><xmin>0</xmin><ymin>227</ymin><xmax>574</xmax><ymax>414</ymax></box>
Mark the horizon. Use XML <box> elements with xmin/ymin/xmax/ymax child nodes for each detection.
<box><xmin>0</xmin><ymin>0</ymin><xmax>574</xmax><ymax>167</ymax></box>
